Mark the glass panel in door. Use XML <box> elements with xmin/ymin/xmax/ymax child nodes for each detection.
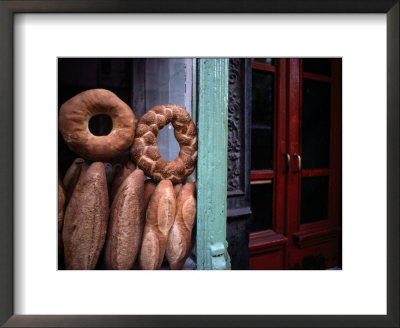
<box><xmin>300</xmin><ymin>66</ymin><xmax>332</xmax><ymax>224</ymax></box>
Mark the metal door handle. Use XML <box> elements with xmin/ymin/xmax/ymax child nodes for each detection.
<box><xmin>294</xmin><ymin>153</ymin><xmax>302</xmax><ymax>173</ymax></box>
<box><xmin>284</xmin><ymin>153</ymin><xmax>291</xmax><ymax>173</ymax></box>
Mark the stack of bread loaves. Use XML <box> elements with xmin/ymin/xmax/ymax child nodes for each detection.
<box><xmin>58</xmin><ymin>89</ymin><xmax>197</xmax><ymax>270</ymax></box>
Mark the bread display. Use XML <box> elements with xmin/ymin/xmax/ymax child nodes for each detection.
<box><xmin>59</xmin><ymin>89</ymin><xmax>136</xmax><ymax>161</ymax></box>
<box><xmin>63</xmin><ymin>162</ymin><xmax>109</xmax><ymax>270</ymax></box>
<box><xmin>104</xmin><ymin>169</ymin><xmax>145</xmax><ymax>270</ymax></box>
<box><xmin>139</xmin><ymin>180</ymin><xmax>176</xmax><ymax>270</ymax></box>
<box><xmin>166</xmin><ymin>182</ymin><xmax>197</xmax><ymax>269</ymax></box>
<box><xmin>131</xmin><ymin>104</ymin><xmax>197</xmax><ymax>184</ymax></box>
<box><xmin>59</xmin><ymin>90</ymin><xmax>197</xmax><ymax>270</ymax></box>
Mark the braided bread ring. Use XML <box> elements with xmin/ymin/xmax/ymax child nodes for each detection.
<box><xmin>59</xmin><ymin>89</ymin><xmax>136</xmax><ymax>161</ymax></box>
<box><xmin>131</xmin><ymin>104</ymin><xmax>197</xmax><ymax>184</ymax></box>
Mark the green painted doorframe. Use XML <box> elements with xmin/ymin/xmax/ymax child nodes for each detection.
<box><xmin>196</xmin><ymin>58</ymin><xmax>231</xmax><ymax>270</ymax></box>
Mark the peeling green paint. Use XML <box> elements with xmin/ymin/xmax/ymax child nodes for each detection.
<box><xmin>196</xmin><ymin>58</ymin><xmax>231</xmax><ymax>270</ymax></box>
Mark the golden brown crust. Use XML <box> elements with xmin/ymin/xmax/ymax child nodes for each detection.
<box><xmin>131</xmin><ymin>104</ymin><xmax>197</xmax><ymax>184</ymax></box>
<box><xmin>63</xmin><ymin>162</ymin><xmax>110</xmax><ymax>270</ymax></box>
<box><xmin>63</xmin><ymin>158</ymin><xmax>85</xmax><ymax>204</ymax></box>
<box><xmin>166</xmin><ymin>182</ymin><xmax>196</xmax><ymax>270</ymax></box>
<box><xmin>110</xmin><ymin>160</ymin><xmax>136</xmax><ymax>202</ymax></box>
<box><xmin>58</xmin><ymin>174</ymin><xmax>66</xmax><ymax>260</ymax></box>
<box><xmin>139</xmin><ymin>180</ymin><xmax>176</xmax><ymax>270</ymax></box>
<box><xmin>104</xmin><ymin>169</ymin><xmax>145</xmax><ymax>270</ymax></box>
<box><xmin>59</xmin><ymin>89</ymin><xmax>136</xmax><ymax>161</ymax></box>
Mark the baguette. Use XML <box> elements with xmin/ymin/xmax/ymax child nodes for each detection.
<box><xmin>63</xmin><ymin>158</ymin><xmax>85</xmax><ymax>204</ymax></box>
<box><xmin>166</xmin><ymin>182</ymin><xmax>196</xmax><ymax>270</ymax></box>
<box><xmin>110</xmin><ymin>160</ymin><xmax>136</xmax><ymax>202</ymax></box>
<box><xmin>63</xmin><ymin>162</ymin><xmax>109</xmax><ymax>270</ymax></box>
<box><xmin>139</xmin><ymin>179</ymin><xmax>176</xmax><ymax>270</ymax></box>
<box><xmin>104</xmin><ymin>169</ymin><xmax>145</xmax><ymax>270</ymax></box>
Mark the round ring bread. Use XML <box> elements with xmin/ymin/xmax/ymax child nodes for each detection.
<box><xmin>131</xmin><ymin>104</ymin><xmax>197</xmax><ymax>184</ymax></box>
<box><xmin>59</xmin><ymin>89</ymin><xmax>136</xmax><ymax>161</ymax></box>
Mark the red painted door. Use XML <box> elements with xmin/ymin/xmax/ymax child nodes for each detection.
<box><xmin>248</xmin><ymin>58</ymin><xmax>342</xmax><ymax>270</ymax></box>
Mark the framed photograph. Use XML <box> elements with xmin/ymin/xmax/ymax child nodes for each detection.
<box><xmin>1</xmin><ymin>1</ymin><xmax>398</xmax><ymax>327</ymax></box>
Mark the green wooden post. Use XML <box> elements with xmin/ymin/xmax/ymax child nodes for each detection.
<box><xmin>196</xmin><ymin>58</ymin><xmax>231</xmax><ymax>270</ymax></box>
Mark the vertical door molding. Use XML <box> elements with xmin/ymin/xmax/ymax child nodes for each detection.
<box><xmin>196</xmin><ymin>58</ymin><xmax>231</xmax><ymax>270</ymax></box>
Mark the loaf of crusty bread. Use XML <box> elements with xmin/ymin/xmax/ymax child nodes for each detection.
<box><xmin>63</xmin><ymin>162</ymin><xmax>109</xmax><ymax>270</ymax></box>
<box><xmin>58</xmin><ymin>174</ymin><xmax>66</xmax><ymax>263</ymax></box>
<box><xmin>104</xmin><ymin>169</ymin><xmax>145</xmax><ymax>270</ymax></box>
<box><xmin>63</xmin><ymin>158</ymin><xmax>85</xmax><ymax>204</ymax></box>
<box><xmin>110</xmin><ymin>160</ymin><xmax>136</xmax><ymax>202</ymax></box>
<box><xmin>166</xmin><ymin>182</ymin><xmax>196</xmax><ymax>269</ymax></box>
<box><xmin>139</xmin><ymin>179</ymin><xmax>176</xmax><ymax>270</ymax></box>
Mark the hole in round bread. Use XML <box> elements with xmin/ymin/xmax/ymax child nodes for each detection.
<box><xmin>157</xmin><ymin>123</ymin><xmax>180</xmax><ymax>161</ymax></box>
<box><xmin>88</xmin><ymin>114</ymin><xmax>113</xmax><ymax>136</ymax></box>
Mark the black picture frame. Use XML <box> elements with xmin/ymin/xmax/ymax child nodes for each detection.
<box><xmin>0</xmin><ymin>1</ymin><xmax>398</xmax><ymax>327</ymax></box>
